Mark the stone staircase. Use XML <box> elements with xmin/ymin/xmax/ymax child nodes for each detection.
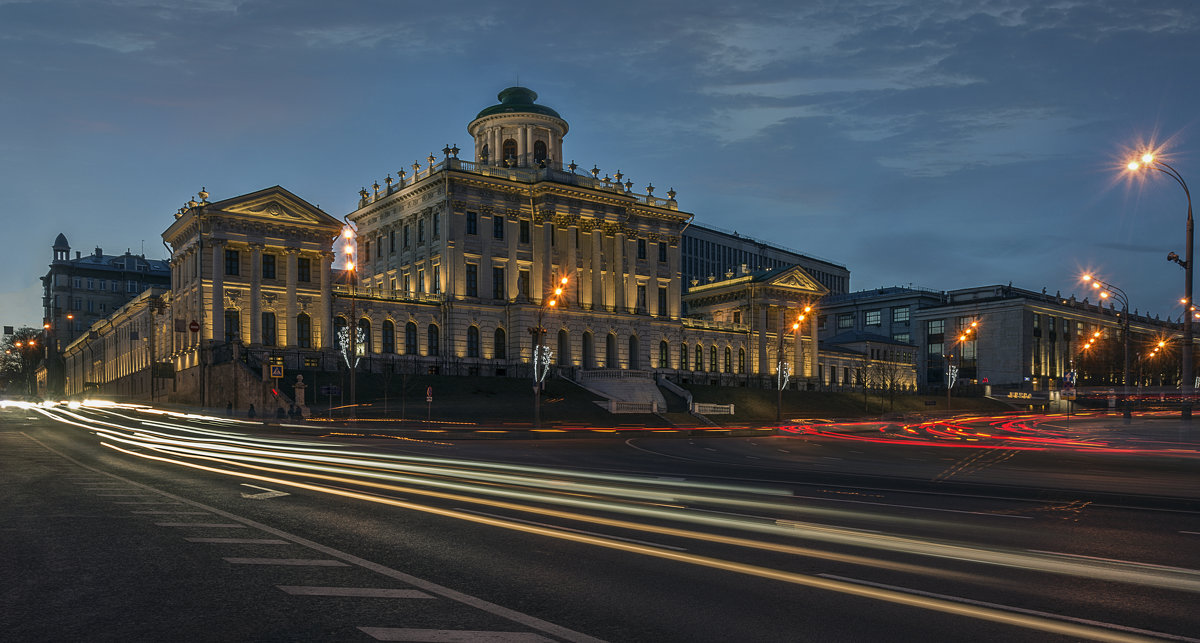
<box><xmin>573</xmin><ymin>369</ymin><xmax>666</xmax><ymax>414</ymax></box>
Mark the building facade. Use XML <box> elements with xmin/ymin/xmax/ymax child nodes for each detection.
<box><xmin>60</xmin><ymin>87</ymin><xmax>883</xmax><ymax>405</ymax></box>
<box><xmin>682</xmin><ymin>223</ymin><xmax>850</xmax><ymax>296</ymax></box>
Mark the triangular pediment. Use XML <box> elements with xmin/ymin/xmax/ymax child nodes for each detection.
<box><xmin>764</xmin><ymin>265</ymin><xmax>829</xmax><ymax>297</ymax></box>
<box><xmin>210</xmin><ymin>186</ymin><xmax>343</xmax><ymax>231</ymax></box>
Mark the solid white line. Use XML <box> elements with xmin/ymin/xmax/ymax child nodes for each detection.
<box><xmin>817</xmin><ymin>573</ymin><xmax>1200</xmax><ymax>643</ymax></box>
<box><xmin>278</xmin><ymin>586</ymin><xmax>434</xmax><ymax>599</ymax></box>
<box><xmin>186</xmin><ymin>538</ymin><xmax>290</xmax><ymax>545</ymax></box>
<box><xmin>240</xmin><ymin>483</ymin><xmax>279</xmax><ymax>492</ymax></box>
<box><xmin>225</xmin><ymin>557</ymin><xmax>348</xmax><ymax>566</ymax></box>
<box><xmin>130</xmin><ymin>511</ymin><xmax>211</xmax><ymax>515</ymax></box>
<box><xmin>113</xmin><ymin>501</ymin><xmax>183</xmax><ymax>505</ymax></box>
<box><xmin>358</xmin><ymin>628</ymin><xmax>553</xmax><ymax>642</ymax></box>
<box><xmin>155</xmin><ymin>522</ymin><xmax>248</xmax><ymax>528</ymax></box>
<box><xmin>455</xmin><ymin>508</ymin><xmax>688</xmax><ymax>552</ymax></box>
<box><xmin>1182</xmin><ymin>531</ymin><xmax>1200</xmax><ymax>536</ymax></box>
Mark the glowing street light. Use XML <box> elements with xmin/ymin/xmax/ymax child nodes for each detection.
<box><xmin>1083</xmin><ymin>273</ymin><xmax>1132</xmax><ymax>420</ymax></box>
<box><xmin>1127</xmin><ymin>151</ymin><xmax>1194</xmax><ymax>418</ymax></box>
<box><xmin>532</xmin><ymin>276</ymin><xmax>570</xmax><ymax>428</ymax></box>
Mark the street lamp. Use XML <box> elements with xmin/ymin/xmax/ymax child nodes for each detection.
<box><xmin>776</xmin><ymin>306</ymin><xmax>809</xmax><ymax>422</ymax></box>
<box><xmin>532</xmin><ymin>276</ymin><xmax>569</xmax><ymax>428</ymax></box>
<box><xmin>1083</xmin><ymin>274</ymin><xmax>1131</xmax><ymax>420</ymax></box>
<box><xmin>1127</xmin><ymin>152</ymin><xmax>1193</xmax><ymax>418</ymax></box>
<box><xmin>339</xmin><ymin>226</ymin><xmax>361</xmax><ymax>420</ymax></box>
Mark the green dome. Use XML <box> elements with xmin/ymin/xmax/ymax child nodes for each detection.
<box><xmin>474</xmin><ymin>87</ymin><xmax>562</xmax><ymax>120</ymax></box>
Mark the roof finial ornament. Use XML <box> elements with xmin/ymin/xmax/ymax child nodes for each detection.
<box><xmin>198</xmin><ymin>187</ymin><xmax>209</xmax><ymax>202</ymax></box>
<box><xmin>590</xmin><ymin>165</ymin><xmax>600</xmax><ymax>178</ymax></box>
<box><xmin>667</xmin><ymin>187</ymin><xmax>677</xmax><ymax>200</ymax></box>
<box><xmin>568</xmin><ymin>160</ymin><xmax>578</xmax><ymax>173</ymax></box>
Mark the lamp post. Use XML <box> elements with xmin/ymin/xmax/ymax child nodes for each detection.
<box><xmin>532</xmin><ymin>276</ymin><xmax>568</xmax><ymax>428</ymax></box>
<box><xmin>1083</xmin><ymin>274</ymin><xmax>1131</xmax><ymax>420</ymax></box>
<box><xmin>340</xmin><ymin>226</ymin><xmax>359</xmax><ymax>421</ymax></box>
<box><xmin>776</xmin><ymin>306</ymin><xmax>809</xmax><ymax>422</ymax></box>
<box><xmin>1127</xmin><ymin>153</ymin><xmax>1193</xmax><ymax>418</ymax></box>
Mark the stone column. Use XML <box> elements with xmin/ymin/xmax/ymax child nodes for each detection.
<box><xmin>668</xmin><ymin>238</ymin><xmax>681</xmax><ymax>320</ymax></box>
<box><xmin>757</xmin><ymin>305</ymin><xmax>768</xmax><ymax>376</ymax></box>
<box><xmin>319</xmin><ymin>251</ymin><xmax>333</xmax><ymax>348</ymax></box>
<box><xmin>211</xmin><ymin>240</ymin><xmax>225</xmax><ymax>343</ymax></box>
<box><xmin>249</xmin><ymin>243</ymin><xmax>262</xmax><ymax>345</ymax></box>
<box><xmin>285</xmin><ymin>249</ymin><xmax>298</xmax><ymax>347</ymax></box>
<box><xmin>590</xmin><ymin>225</ymin><xmax>603</xmax><ymax>311</ymax></box>
<box><xmin>507</xmin><ymin>215</ymin><xmax>518</xmax><ymax>300</ymax></box>
<box><xmin>516</xmin><ymin>126</ymin><xmax>526</xmax><ymax>166</ymax></box>
<box><xmin>807</xmin><ymin>314</ymin><xmax>819</xmax><ymax>378</ymax></box>
<box><xmin>613</xmin><ymin>231</ymin><xmax>625</xmax><ymax>313</ymax></box>
<box><xmin>542</xmin><ymin>219</ymin><xmax>554</xmax><ymax>297</ymax></box>
<box><xmin>566</xmin><ymin>221</ymin><xmax>578</xmax><ymax>306</ymax></box>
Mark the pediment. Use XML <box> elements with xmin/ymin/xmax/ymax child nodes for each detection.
<box><xmin>210</xmin><ymin>186</ymin><xmax>343</xmax><ymax>231</ymax></box>
<box><xmin>764</xmin><ymin>266</ymin><xmax>829</xmax><ymax>296</ymax></box>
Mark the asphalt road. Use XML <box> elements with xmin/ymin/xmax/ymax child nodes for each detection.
<box><xmin>2</xmin><ymin>402</ymin><xmax>1197</xmax><ymax>642</ymax></box>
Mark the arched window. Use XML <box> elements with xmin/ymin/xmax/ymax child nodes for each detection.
<box><xmin>710</xmin><ymin>345</ymin><xmax>718</xmax><ymax>372</ymax></box>
<box><xmin>405</xmin><ymin>322</ymin><xmax>418</xmax><ymax>354</ymax></box>
<box><xmin>695</xmin><ymin>345</ymin><xmax>703</xmax><ymax>371</ymax></box>
<box><xmin>494</xmin><ymin>327</ymin><xmax>506</xmax><ymax>360</ymax></box>
<box><xmin>480</xmin><ymin>143</ymin><xmax>489</xmax><ymax>163</ymax></box>
<box><xmin>582</xmin><ymin>332</ymin><xmax>595</xmax><ymax>369</ymax></box>
<box><xmin>358</xmin><ymin>318</ymin><xmax>372</xmax><ymax>353</ymax></box>
<box><xmin>738</xmin><ymin>347</ymin><xmax>746</xmax><ymax>374</ymax></box>
<box><xmin>224</xmin><ymin>309</ymin><xmax>239</xmax><ymax>343</ymax></box>
<box><xmin>659</xmin><ymin>340</ymin><xmax>669</xmax><ymax>368</ymax></box>
<box><xmin>467</xmin><ymin>326</ymin><xmax>480</xmax><ymax>358</ymax></box>
<box><xmin>261</xmin><ymin>312</ymin><xmax>276</xmax><ymax>347</ymax></box>
<box><xmin>628</xmin><ymin>335</ymin><xmax>639</xmax><ymax>370</ymax></box>
<box><xmin>381</xmin><ymin>320</ymin><xmax>395</xmax><ymax>354</ymax></box>
<box><xmin>427</xmin><ymin>324</ymin><xmax>439</xmax><ymax>355</ymax></box>
<box><xmin>333</xmin><ymin>316</ymin><xmax>347</xmax><ymax>342</ymax></box>
<box><xmin>502</xmin><ymin>139</ymin><xmax>517</xmax><ymax>164</ymax></box>
<box><xmin>534</xmin><ymin>140</ymin><xmax>547</xmax><ymax>163</ymax></box>
<box><xmin>557</xmin><ymin>329</ymin><xmax>570</xmax><ymax>366</ymax></box>
<box><xmin>606</xmin><ymin>332</ymin><xmax>618</xmax><ymax>367</ymax></box>
<box><xmin>724</xmin><ymin>347</ymin><xmax>732</xmax><ymax>373</ymax></box>
<box><xmin>680</xmin><ymin>343</ymin><xmax>688</xmax><ymax>370</ymax></box>
<box><xmin>296</xmin><ymin>313</ymin><xmax>312</xmax><ymax>349</ymax></box>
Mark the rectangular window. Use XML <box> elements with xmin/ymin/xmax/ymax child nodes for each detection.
<box><xmin>518</xmin><ymin>269</ymin><xmax>530</xmax><ymax>298</ymax></box>
<box><xmin>262</xmin><ymin>254</ymin><xmax>276</xmax><ymax>280</ymax></box>
<box><xmin>658</xmin><ymin>287</ymin><xmax>668</xmax><ymax>317</ymax></box>
<box><xmin>818</xmin><ymin>315</ymin><xmax>827</xmax><ymax>331</ymax></box>
<box><xmin>927</xmin><ymin>319</ymin><xmax>944</xmax><ymax>335</ymax></box>
<box><xmin>865</xmin><ymin>310</ymin><xmax>881</xmax><ymax>326</ymax></box>
<box><xmin>418</xmin><ymin>220</ymin><xmax>425</xmax><ymax>244</ymax></box>
<box><xmin>297</xmin><ymin>257</ymin><xmax>311</xmax><ymax>282</ymax></box>
<box><xmin>86</xmin><ymin>278</ymin><xmax>94</xmax><ymax>290</ymax></box>
<box><xmin>658</xmin><ymin>242</ymin><xmax>667</xmax><ymax>263</ymax></box>
<box><xmin>892</xmin><ymin>306</ymin><xmax>910</xmax><ymax>323</ymax></box>
<box><xmin>389</xmin><ymin>231</ymin><xmax>395</xmax><ymax>253</ymax></box>
<box><xmin>403</xmin><ymin>225</ymin><xmax>410</xmax><ymax>248</ymax></box>
<box><xmin>519</xmin><ymin>220</ymin><xmax>530</xmax><ymax>244</ymax></box>
<box><xmin>363</xmin><ymin>240</ymin><xmax>371</xmax><ymax>263</ymax></box>
<box><xmin>837</xmin><ymin>313</ymin><xmax>854</xmax><ymax>329</ymax></box>
<box><xmin>892</xmin><ymin>332</ymin><xmax>911</xmax><ymax>343</ymax></box>
<box><xmin>417</xmin><ymin>268</ymin><xmax>425</xmax><ymax>293</ymax></box>
<box><xmin>432</xmin><ymin>265</ymin><xmax>440</xmax><ymax>294</ymax></box>
<box><xmin>403</xmin><ymin>273</ymin><xmax>411</xmax><ymax>293</ymax></box>
<box><xmin>72</xmin><ymin>277</ymin><xmax>81</xmax><ymax>288</ymax></box>
<box><xmin>466</xmin><ymin>211</ymin><xmax>478</xmax><ymax>235</ymax></box>
<box><xmin>466</xmin><ymin>264</ymin><xmax>478</xmax><ymax>297</ymax></box>
<box><xmin>127</xmin><ymin>280</ymin><xmax>137</xmax><ymax>292</ymax></box>
<box><xmin>637</xmin><ymin>239</ymin><xmax>647</xmax><ymax>260</ymax></box>
<box><xmin>493</xmin><ymin>215</ymin><xmax>505</xmax><ymax>239</ymax></box>
<box><xmin>492</xmin><ymin>266</ymin><xmax>505</xmax><ymax>300</ymax></box>
<box><xmin>224</xmin><ymin>249</ymin><xmax>240</xmax><ymax>276</ymax></box>
<box><xmin>636</xmin><ymin>284</ymin><xmax>647</xmax><ymax>313</ymax></box>
<box><xmin>433</xmin><ymin>213</ymin><xmax>440</xmax><ymax>239</ymax></box>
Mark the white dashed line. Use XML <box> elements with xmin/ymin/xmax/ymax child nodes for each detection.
<box><xmin>358</xmin><ymin>628</ymin><xmax>554</xmax><ymax>642</ymax></box>
<box><xmin>186</xmin><ymin>538</ymin><xmax>291</xmax><ymax>545</ymax></box>
<box><xmin>278</xmin><ymin>586</ymin><xmax>434</xmax><ymax>599</ymax></box>
<box><xmin>155</xmin><ymin>522</ymin><xmax>248</xmax><ymax>528</ymax></box>
<box><xmin>224</xmin><ymin>557</ymin><xmax>349</xmax><ymax>566</ymax></box>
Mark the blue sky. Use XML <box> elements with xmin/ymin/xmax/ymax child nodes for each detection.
<box><xmin>2</xmin><ymin>1</ymin><xmax>1198</xmax><ymax>328</ymax></box>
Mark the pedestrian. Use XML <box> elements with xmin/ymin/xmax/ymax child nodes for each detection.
<box><xmin>247</xmin><ymin>403</ymin><xmax>256</xmax><ymax>418</ymax></box>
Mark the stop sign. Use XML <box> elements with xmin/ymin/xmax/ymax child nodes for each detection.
<box><xmin>189</xmin><ymin>320</ymin><xmax>200</xmax><ymax>333</ymax></box>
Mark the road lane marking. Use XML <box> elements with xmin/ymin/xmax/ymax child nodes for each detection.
<box><xmin>358</xmin><ymin>628</ymin><xmax>553</xmax><ymax>642</ymax></box>
<box><xmin>1182</xmin><ymin>531</ymin><xmax>1200</xmax><ymax>536</ymax></box>
<box><xmin>113</xmin><ymin>501</ymin><xmax>183</xmax><ymax>505</ymax></box>
<box><xmin>456</xmin><ymin>508</ymin><xmax>688</xmax><ymax>552</ymax></box>
<box><xmin>186</xmin><ymin>538</ymin><xmax>290</xmax><ymax>545</ymax></box>
<box><xmin>21</xmin><ymin>434</ymin><xmax>605</xmax><ymax>643</ymax></box>
<box><xmin>224</xmin><ymin>558</ymin><xmax>349</xmax><ymax>566</ymax></box>
<box><xmin>95</xmin><ymin>493</ymin><xmax>154</xmax><ymax>496</ymax></box>
<box><xmin>818</xmin><ymin>573</ymin><xmax>1200</xmax><ymax>643</ymax></box>
<box><xmin>155</xmin><ymin>522</ymin><xmax>248</xmax><ymax>528</ymax></box>
<box><xmin>278</xmin><ymin>586</ymin><xmax>434</xmax><ymax>599</ymax></box>
<box><xmin>240</xmin><ymin>483</ymin><xmax>291</xmax><ymax>499</ymax></box>
<box><xmin>130</xmin><ymin>511</ymin><xmax>211</xmax><ymax>515</ymax></box>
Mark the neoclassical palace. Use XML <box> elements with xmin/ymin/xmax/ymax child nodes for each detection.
<box><xmin>57</xmin><ymin>87</ymin><xmax>865</xmax><ymax>409</ymax></box>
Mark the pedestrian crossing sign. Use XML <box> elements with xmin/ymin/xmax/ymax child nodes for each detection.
<box><xmin>269</xmin><ymin>365</ymin><xmax>283</xmax><ymax>379</ymax></box>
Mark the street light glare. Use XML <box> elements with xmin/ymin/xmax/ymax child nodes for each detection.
<box><xmin>1142</xmin><ymin>153</ymin><xmax>1154</xmax><ymax>164</ymax></box>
